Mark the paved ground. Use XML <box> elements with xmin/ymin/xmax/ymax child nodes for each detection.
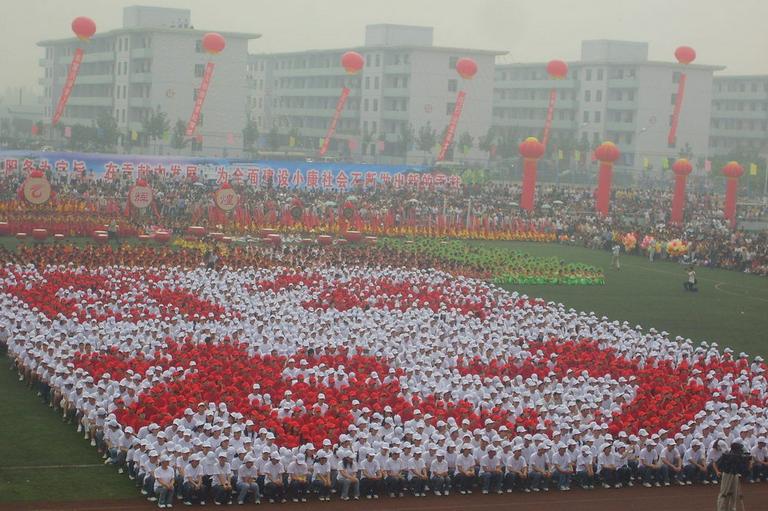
<box><xmin>2</xmin><ymin>483</ymin><xmax>766</xmax><ymax>511</ymax></box>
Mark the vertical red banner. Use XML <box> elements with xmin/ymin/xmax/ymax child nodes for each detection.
<box><xmin>541</xmin><ymin>88</ymin><xmax>557</xmax><ymax>149</ymax></box>
<box><xmin>319</xmin><ymin>87</ymin><xmax>350</xmax><ymax>157</ymax></box>
<box><xmin>186</xmin><ymin>62</ymin><xmax>215</xmax><ymax>136</ymax></box>
<box><xmin>724</xmin><ymin>177</ymin><xmax>738</xmax><ymax>228</ymax></box>
<box><xmin>437</xmin><ymin>90</ymin><xmax>467</xmax><ymax>162</ymax></box>
<box><xmin>667</xmin><ymin>73</ymin><xmax>687</xmax><ymax>146</ymax></box>
<box><xmin>51</xmin><ymin>48</ymin><xmax>84</xmax><ymax>126</ymax></box>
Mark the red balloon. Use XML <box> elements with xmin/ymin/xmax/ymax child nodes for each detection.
<box><xmin>671</xmin><ymin>158</ymin><xmax>693</xmax><ymax>176</ymax></box>
<box><xmin>721</xmin><ymin>161</ymin><xmax>743</xmax><ymax>178</ymax></box>
<box><xmin>456</xmin><ymin>58</ymin><xmax>478</xmax><ymax>80</ymax></box>
<box><xmin>518</xmin><ymin>136</ymin><xmax>545</xmax><ymax>159</ymax></box>
<box><xmin>202</xmin><ymin>33</ymin><xmax>226</xmax><ymax>54</ymax></box>
<box><xmin>546</xmin><ymin>59</ymin><xmax>568</xmax><ymax>79</ymax></box>
<box><xmin>674</xmin><ymin>46</ymin><xmax>696</xmax><ymax>65</ymax></box>
<box><xmin>135</xmin><ymin>178</ymin><xmax>149</xmax><ymax>187</ymax></box>
<box><xmin>71</xmin><ymin>16</ymin><xmax>96</xmax><ymax>41</ymax></box>
<box><xmin>594</xmin><ymin>141</ymin><xmax>621</xmax><ymax>163</ymax></box>
<box><xmin>341</xmin><ymin>51</ymin><xmax>364</xmax><ymax>75</ymax></box>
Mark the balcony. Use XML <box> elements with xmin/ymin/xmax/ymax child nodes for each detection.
<box><xmin>607</xmin><ymin>78</ymin><xmax>639</xmax><ymax>89</ymax></box>
<box><xmin>277</xmin><ymin>87</ymin><xmax>357</xmax><ymax>97</ymax></box>
<box><xmin>77</xmin><ymin>74</ymin><xmax>114</xmax><ymax>85</ymax></box>
<box><xmin>606</xmin><ymin>99</ymin><xmax>638</xmax><ymax>110</ymax></box>
<box><xmin>130</xmin><ymin>48</ymin><xmax>153</xmax><ymax>59</ymax></box>
<box><xmin>604</xmin><ymin>121</ymin><xmax>636</xmax><ymax>132</ymax></box>
<box><xmin>496</xmin><ymin>79</ymin><xmax>577</xmax><ymax>89</ymax></box>
<box><xmin>380</xmin><ymin>110</ymin><xmax>410</xmax><ymax>121</ymax></box>
<box><xmin>130</xmin><ymin>73</ymin><xmax>152</xmax><ymax>83</ymax></box>
<box><xmin>66</xmin><ymin>96</ymin><xmax>113</xmax><ymax>107</ymax></box>
<box><xmin>492</xmin><ymin>118</ymin><xmax>577</xmax><ymax>130</ymax></box>
<box><xmin>710</xmin><ymin>127</ymin><xmax>768</xmax><ymax>138</ymax></box>
<box><xmin>494</xmin><ymin>98</ymin><xmax>578</xmax><ymax>109</ymax></box>
<box><xmin>383</xmin><ymin>64</ymin><xmax>411</xmax><ymax>75</ymax></box>
<box><xmin>381</xmin><ymin>87</ymin><xmax>410</xmax><ymax>97</ymax></box>
<box><xmin>128</xmin><ymin>97</ymin><xmax>152</xmax><ymax>109</ymax></box>
<box><xmin>83</xmin><ymin>51</ymin><xmax>116</xmax><ymax>63</ymax></box>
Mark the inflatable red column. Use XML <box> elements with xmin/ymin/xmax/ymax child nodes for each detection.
<box><xmin>593</xmin><ymin>141</ymin><xmax>621</xmax><ymax>217</ymax></box>
<box><xmin>721</xmin><ymin>161</ymin><xmax>743</xmax><ymax>229</ymax></box>
<box><xmin>668</xmin><ymin>46</ymin><xmax>696</xmax><ymax>147</ymax></box>
<box><xmin>320</xmin><ymin>51</ymin><xmax>364</xmax><ymax>157</ymax></box>
<box><xmin>670</xmin><ymin>158</ymin><xmax>693</xmax><ymax>224</ymax></box>
<box><xmin>518</xmin><ymin>137</ymin><xmax>545</xmax><ymax>211</ymax></box>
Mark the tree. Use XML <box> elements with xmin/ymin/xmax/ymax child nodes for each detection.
<box><xmin>170</xmin><ymin>119</ymin><xmax>188</xmax><ymax>150</ymax></box>
<box><xmin>478</xmin><ymin>127</ymin><xmax>496</xmax><ymax>154</ymax></box>
<box><xmin>397</xmin><ymin>122</ymin><xmax>415</xmax><ymax>158</ymax></box>
<box><xmin>142</xmin><ymin>109</ymin><xmax>170</xmax><ymax>152</ymax></box>
<box><xmin>416</xmin><ymin>122</ymin><xmax>437</xmax><ymax>156</ymax></box>
<box><xmin>267</xmin><ymin>126</ymin><xmax>281</xmax><ymax>151</ymax></box>
<box><xmin>242</xmin><ymin>116</ymin><xmax>259</xmax><ymax>153</ymax></box>
<box><xmin>458</xmin><ymin>131</ymin><xmax>474</xmax><ymax>155</ymax></box>
<box><xmin>96</xmin><ymin>111</ymin><xmax>119</xmax><ymax>150</ymax></box>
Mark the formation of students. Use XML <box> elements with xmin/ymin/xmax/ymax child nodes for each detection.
<box><xmin>3</xmin><ymin>261</ymin><xmax>767</xmax><ymax>508</ymax></box>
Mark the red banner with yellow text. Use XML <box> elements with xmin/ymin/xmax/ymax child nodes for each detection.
<box><xmin>186</xmin><ymin>62</ymin><xmax>215</xmax><ymax>136</ymax></box>
<box><xmin>51</xmin><ymin>48</ymin><xmax>84</xmax><ymax>126</ymax></box>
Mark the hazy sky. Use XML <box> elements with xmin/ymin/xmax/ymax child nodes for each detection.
<box><xmin>2</xmin><ymin>0</ymin><xmax>767</xmax><ymax>92</ymax></box>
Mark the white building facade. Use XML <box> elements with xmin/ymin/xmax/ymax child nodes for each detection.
<box><xmin>38</xmin><ymin>6</ymin><xmax>259</xmax><ymax>156</ymax></box>
<box><xmin>247</xmin><ymin>25</ymin><xmax>504</xmax><ymax>164</ymax></box>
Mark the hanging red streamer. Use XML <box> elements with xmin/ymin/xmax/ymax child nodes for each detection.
<box><xmin>319</xmin><ymin>87</ymin><xmax>350</xmax><ymax>157</ymax></box>
<box><xmin>541</xmin><ymin>88</ymin><xmax>557</xmax><ymax>149</ymax></box>
<box><xmin>667</xmin><ymin>73</ymin><xmax>687</xmax><ymax>146</ymax></box>
<box><xmin>437</xmin><ymin>91</ymin><xmax>467</xmax><ymax>162</ymax></box>
<box><xmin>52</xmin><ymin>48</ymin><xmax>84</xmax><ymax>126</ymax></box>
<box><xmin>186</xmin><ymin>62</ymin><xmax>215</xmax><ymax>136</ymax></box>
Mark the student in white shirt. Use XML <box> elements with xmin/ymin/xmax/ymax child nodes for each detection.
<box><xmin>455</xmin><ymin>445</ymin><xmax>477</xmax><ymax>494</ymax></box>
<box><xmin>552</xmin><ymin>444</ymin><xmax>574</xmax><ymax>491</ymax></box>
<box><xmin>408</xmin><ymin>449</ymin><xmax>428</xmax><ymax>497</ymax></box>
<box><xmin>660</xmin><ymin>441</ymin><xmax>683</xmax><ymax>486</ymax></box>
<box><xmin>384</xmin><ymin>450</ymin><xmax>407</xmax><ymax>497</ymax></box>
<box><xmin>182</xmin><ymin>455</ymin><xmax>206</xmax><ymax>505</ymax></box>
<box><xmin>311</xmin><ymin>453</ymin><xmax>333</xmax><ymax>501</ymax></box>
<box><xmin>528</xmin><ymin>445</ymin><xmax>551</xmax><ymax>492</ymax></box>
<box><xmin>360</xmin><ymin>449</ymin><xmax>384</xmax><ymax>499</ymax></box>
<box><xmin>750</xmin><ymin>438</ymin><xmax>767</xmax><ymax>482</ymax></box>
<box><xmin>338</xmin><ymin>450</ymin><xmax>361</xmax><ymax>500</ymax></box>
<box><xmin>707</xmin><ymin>439</ymin><xmax>725</xmax><ymax>484</ymax></box>
<box><xmin>575</xmin><ymin>446</ymin><xmax>595</xmax><ymax>489</ymax></box>
<box><xmin>597</xmin><ymin>444</ymin><xmax>618</xmax><ymax>489</ymax></box>
<box><xmin>153</xmin><ymin>456</ymin><xmax>175</xmax><ymax>509</ymax></box>
<box><xmin>639</xmin><ymin>441</ymin><xmax>662</xmax><ymax>487</ymax></box>
<box><xmin>430</xmin><ymin>451</ymin><xmax>450</xmax><ymax>496</ymax></box>
<box><xmin>287</xmin><ymin>454</ymin><xmax>310</xmax><ymax>503</ymax></box>
<box><xmin>235</xmin><ymin>456</ymin><xmax>260</xmax><ymax>505</ymax></box>
<box><xmin>262</xmin><ymin>453</ymin><xmax>286</xmax><ymax>503</ymax></box>
<box><xmin>503</xmin><ymin>445</ymin><xmax>529</xmax><ymax>492</ymax></box>
<box><xmin>211</xmin><ymin>453</ymin><xmax>233</xmax><ymax>505</ymax></box>
<box><xmin>480</xmin><ymin>447</ymin><xmax>504</xmax><ymax>494</ymax></box>
<box><xmin>683</xmin><ymin>440</ymin><xmax>707</xmax><ymax>485</ymax></box>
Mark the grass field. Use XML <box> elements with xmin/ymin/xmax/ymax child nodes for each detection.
<box><xmin>488</xmin><ymin>241</ymin><xmax>768</xmax><ymax>357</ymax></box>
<box><xmin>0</xmin><ymin>238</ymin><xmax>766</xmax><ymax>503</ymax></box>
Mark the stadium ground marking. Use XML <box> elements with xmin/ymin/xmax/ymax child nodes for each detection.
<box><xmin>713</xmin><ymin>281</ymin><xmax>768</xmax><ymax>302</ymax></box>
<box><xmin>622</xmin><ymin>263</ymin><xmax>768</xmax><ymax>300</ymax></box>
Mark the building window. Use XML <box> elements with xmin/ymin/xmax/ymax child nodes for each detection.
<box><xmin>373</xmin><ymin>99</ymin><xmax>378</xmax><ymax>112</ymax></box>
<box><xmin>671</xmin><ymin>93</ymin><xmax>676</xmax><ymax>105</ymax></box>
<box><xmin>375</xmin><ymin>54</ymin><xmax>380</xmax><ymax>67</ymax></box>
<box><xmin>374</xmin><ymin>77</ymin><xmax>379</xmax><ymax>89</ymax></box>
<box><xmin>366</xmin><ymin>54</ymin><xmax>371</xmax><ymax>67</ymax></box>
<box><xmin>597</xmin><ymin>69</ymin><xmax>604</xmax><ymax>80</ymax></box>
<box><xmin>595</xmin><ymin>90</ymin><xmax>602</xmax><ymax>102</ymax></box>
<box><xmin>194</xmin><ymin>64</ymin><xmax>205</xmax><ymax>78</ymax></box>
<box><xmin>583</xmin><ymin>111</ymin><xmax>590</xmax><ymax>123</ymax></box>
<box><xmin>673</xmin><ymin>71</ymin><xmax>681</xmax><ymax>84</ymax></box>
<box><xmin>586</xmin><ymin>69</ymin><xmax>592</xmax><ymax>81</ymax></box>
<box><xmin>449</xmin><ymin>56</ymin><xmax>458</xmax><ymax>70</ymax></box>
<box><xmin>365</xmin><ymin>77</ymin><xmax>370</xmax><ymax>89</ymax></box>
<box><xmin>364</xmin><ymin>99</ymin><xmax>369</xmax><ymax>111</ymax></box>
<box><xmin>594</xmin><ymin>111</ymin><xmax>601</xmax><ymax>122</ymax></box>
<box><xmin>627</xmin><ymin>91</ymin><xmax>635</xmax><ymax>101</ymax></box>
<box><xmin>584</xmin><ymin>90</ymin><xmax>591</xmax><ymax>102</ymax></box>
<box><xmin>447</xmin><ymin>102</ymin><xmax>456</xmax><ymax>115</ymax></box>
<box><xmin>448</xmin><ymin>79</ymin><xmax>457</xmax><ymax>92</ymax></box>
<box><xmin>193</xmin><ymin>88</ymin><xmax>199</xmax><ymax>101</ymax></box>
<box><xmin>195</xmin><ymin>40</ymin><xmax>203</xmax><ymax>53</ymax></box>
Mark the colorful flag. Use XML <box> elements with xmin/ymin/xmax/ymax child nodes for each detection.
<box><xmin>643</xmin><ymin>157</ymin><xmax>649</xmax><ymax>169</ymax></box>
<box><xmin>574</xmin><ymin>150</ymin><xmax>581</xmax><ymax>161</ymax></box>
<box><xmin>558</xmin><ymin>149</ymin><xmax>564</xmax><ymax>160</ymax></box>
<box><xmin>749</xmin><ymin>163</ymin><xmax>758</xmax><ymax>176</ymax></box>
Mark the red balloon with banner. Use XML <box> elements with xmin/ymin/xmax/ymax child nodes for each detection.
<box><xmin>52</xmin><ymin>17</ymin><xmax>97</xmax><ymax>126</ymax></box>
<box><xmin>186</xmin><ymin>33</ymin><xmax>226</xmax><ymax>138</ymax></box>
<box><xmin>518</xmin><ymin>137</ymin><xmax>545</xmax><ymax>211</ymax></box>
<box><xmin>22</xmin><ymin>170</ymin><xmax>52</xmax><ymax>205</ymax></box>
<box><xmin>670</xmin><ymin>158</ymin><xmax>693</xmax><ymax>224</ymax></box>
<box><xmin>437</xmin><ymin>58</ymin><xmax>477</xmax><ymax>162</ymax></box>
<box><xmin>721</xmin><ymin>161</ymin><xmax>743</xmax><ymax>228</ymax></box>
<box><xmin>319</xmin><ymin>52</ymin><xmax>363</xmax><ymax>157</ymax></box>
<box><xmin>668</xmin><ymin>46</ymin><xmax>696</xmax><ymax>147</ymax></box>
<box><xmin>214</xmin><ymin>182</ymin><xmax>239</xmax><ymax>212</ymax></box>
<box><xmin>542</xmin><ymin>59</ymin><xmax>568</xmax><ymax>150</ymax></box>
<box><xmin>593</xmin><ymin>142</ymin><xmax>621</xmax><ymax>217</ymax></box>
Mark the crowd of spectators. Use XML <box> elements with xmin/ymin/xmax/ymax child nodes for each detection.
<box><xmin>1</xmin><ymin>171</ymin><xmax>766</xmax><ymax>275</ymax></box>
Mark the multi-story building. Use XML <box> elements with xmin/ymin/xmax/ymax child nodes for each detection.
<box><xmin>38</xmin><ymin>6</ymin><xmax>259</xmax><ymax>155</ymax></box>
<box><xmin>709</xmin><ymin>76</ymin><xmax>768</xmax><ymax>158</ymax></box>
<box><xmin>248</xmin><ymin>24</ymin><xmax>505</xmax><ymax>163</ymax></box>
<box><xmin>494</xmin><ymin>40</ymin><xmax>723</xmax><ymax>172</ymax></box>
